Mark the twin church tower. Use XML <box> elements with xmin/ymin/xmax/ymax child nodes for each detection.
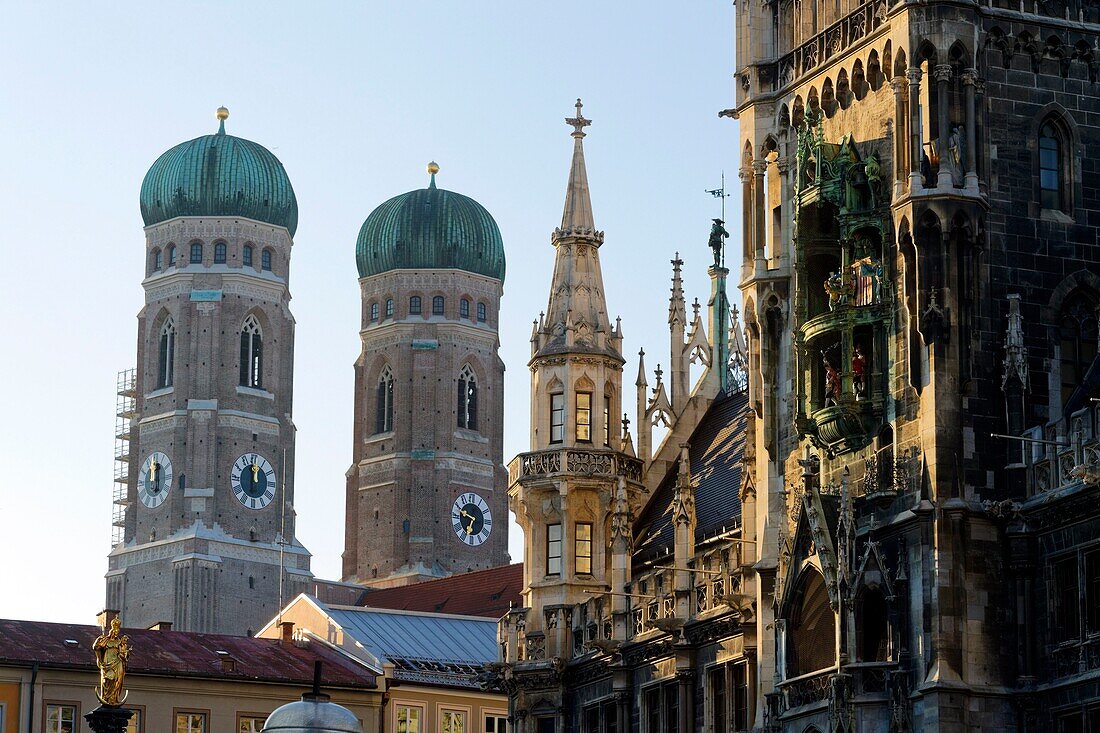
<box><xmin>106</xmin><ymin>107</ymin><xmax>513</xmax><ymax>634</ymax></box>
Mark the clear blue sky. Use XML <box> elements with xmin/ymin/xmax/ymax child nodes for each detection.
<box><xmin>0</xmin><ymin>2</ymin><xmax>739</xmax><ymax>624</ymax></box>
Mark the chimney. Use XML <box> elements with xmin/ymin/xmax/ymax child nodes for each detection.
<box><xmin>148</xmin><ymin>621</ymin><xmax>173</xmax><ymax>631</ymax></box>
<box><xmin>96</xmin><ymin>609</ymin><xmax>119</xmax><ymax>629</ymax></box>
<box><xmin>280</xmin><ymin>621</ymin><xmax>295</xmax><ymax>644</ymax></box>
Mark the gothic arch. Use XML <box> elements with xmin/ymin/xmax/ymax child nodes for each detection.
<box><xmin>883</xmin><ymin>40</ymin><xmax>893</xmax><ymax>82</ymax></box>
<box><xmin>916</xmin><ymin>39</ymin><xmax>938</xmax><ymax>66</ymax></box>
<box><xmin>1030</xmin><ymin>103</ymin><xmax>1080</xmax><ymax>214</ymax></box>
<box><xmin>792</xmin><ymin>95</ymin><xmax>806</xmax><ymax>128</ymax></box>
<box><xmin>836</xmin><ymin>68</ymin><xmax>852</xmax><ymax>109</ymax></box>
<box><xmin>893</xmin><ymin>47</ymin><xmax>908</xmax><ymax>78</ymax></box>
<box><xmin>948</xmin><ymin>40</ymin><xmax>972</xmax><ymax>68</ymax></box>
<box><xmin>778</xmin><ymin>103</ymin><xmax>791</xmax><ymax>130</ymax></box>
<box><xmin>761</xmin><ymin>134</ymin><xmax>779</xmax><ymax>158</ymax></box>
<box><xmin>575</xmin><ymin>374</ymin><xmax>596</xmax><ymax>392</ymax></box>
<box><xmin>868</xmin><ymin>49</ymin><xmax>883</xmax><ymax>90</ymax></box>
<box><xmin>544</xmin><ymin>375</ymin><xmax>564</xmax><ymax>394</ymax></box>
<box><xmin>807</xmin><ymin>86</ymin><xmax>821</xmax><ymax>114</ymax></box>
<box><xmin>786</xmin><ymin>567</ymin><xmax>836</xmax><ymax>676</ymax></box>
<box><xmin>821</xmin><ymin>77</ymin><xmax>838</xmax><ymax>117</ymax></box>
<box><xmin>742</xmin><ymin>140</ymin><xmax>755</xmax><ymax>168</ymax></box>
<box><xmin>852</xmin><ymin>59</ymin><xmax>868</xmax><ymax>100</ymax></box>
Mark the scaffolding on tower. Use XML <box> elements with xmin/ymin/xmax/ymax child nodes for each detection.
<box><xmin>112</xmin><ymin>368</ymin><xmax>136</xmax><ymax>546</ymax></box>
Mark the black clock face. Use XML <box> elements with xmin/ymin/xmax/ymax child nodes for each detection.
<box><xmin>231</xmin><ymin>453</ymin><xmax>276</xmax><ymax>510</ymax></box>
<box><xmin>451</xmin><ymin>492</ymin><xmax>492</xmax><ymax>546</ymax></box>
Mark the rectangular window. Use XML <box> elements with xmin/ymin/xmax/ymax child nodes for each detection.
<box><xmin>547</xmin><ymin>523</ymin><xmax>562</xmax><ymax>576</ymax></box>
<box><xmin>733</xmin><ymin>661</ymin><xmax>750</xmax><ymax>731</ymax></box>
<box><xmin>214</xmin><ymin>242</ymin><xmax>227</xmax><ymax>264</ymax></box>
<box><xmin>126</xmin><ymin>709</ymin><xmax>144</xmax><ymax>733</ymax></box>
<box><xmin>709</xmin><ymin>666</ymin><xmax>727</xmax><ymax>733</ymax></box>
<box><xmin>176</xmin><ymin>712</ymin><xmax>207</xmax><ymax>733</ymax></box>
<box><xmin>1086</xmin><ymin>550</ymin><xmax>1100</xmax><ymax>635</ymax></box>
<box><xmin>1056</xmin><ymin>711</ymin><xmax>1084</xmax><ymax>733</ymax></box>
<box><xmin>484</xmin><ymin>714</ymin><xmax>508</xmax><ymax>733</ymax></box>
<box><xmin>261</xmin><ymin>249</ymin><xmax>272</xmax><ymax>271</ymax></box>
<box><xmin>238</xmin><ymin>716</ymin><xmax>266</xmax><ymax>733</ymax></box>
<box><xmin>243</xmin><ymin>246</ymin><xmax>253</xmax><ymax>267</ymax></box>
<box><xmin>645</xmin><ymin>687</ymin><xmax>660</xmax><ymax>733</ymax></box>
<box><xmin>575</xmin><ymin>522</ymin><xmax>592</xmax><ymax>575</ymax></box>
<box><xmin>583</xmin><ymin>707</ymin><xmax>600</xmax><ymax>733</ymax></box>
<box><xmin>46</xmin><ymin>704</ymin><xmax>76</xmax><ymax>733</ymax></box>
<box><xmin>433</xmin><ymin>296</ymin><xmax>445</xmax><ymax>315</ymax></box>
<box><xmin>550</xmin><ymin>394</ymin><xmax>565</xmax><ymax>444</ymax></box>
<box><xmin>602</xmin><ymin>702</ymin><xmax>617</xmax><ymax>733</ymax></box>
<box><xmin>664</xmin><ymin>683</ymin><xmax>679</xmax><ymax>733</ymax></box>
<box><xmin>1053</xmin><ymin>555</ymin><xmax>1081</xmax><ymax>643</ymax></box>
<box><xmin>460</xmin><ymin>299</ymin><xmax>470</xmax><ymax>318</ymax></box>
<box><xmin>603</xmin><ymin>395</ymin><xmax>611</xmax><ymax>446</ymax></box>
<box><xmin>477</xmin><ymin>302</ymin><xmax>487</xmax><ymax>322</ymax></box>
<box><xmin>441</xmin><ymin>710</ymin><xmax>466</xmax><ymax>733</ymax></box>
<box><xmin>395</xmin><ymin>705</ymin><xmax>422</xmax><ymax>733</ymax></box>
<box><xmin>409</xmin><ymin>296</ymin><xmax>422</xmax><ymax>315</ymax></box>
<box><xmin>576</xmin><ymin>392</ymin><xmax>592</xmax><ymax>442</ymax></box>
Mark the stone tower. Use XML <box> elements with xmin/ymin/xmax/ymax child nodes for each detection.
<box><xmin>500</xmin><ymin>101</ymin><xmax>646</xmax><ymax>730</ymax></box>
<box><xmin>106</xmin><ymin>108</ymin><xmax>312</xmax><ymax>635</ymax></box>
<box><xmin>730</xmin><ymin>0</ymin><xmax>1100</xmax><ymax>727</ymax></box>
<box><xmin>342</xmin><ymin>163</ymin><xmax>509</xmax><ymax>588</ymax></box>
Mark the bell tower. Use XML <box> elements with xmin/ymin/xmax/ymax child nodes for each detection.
<box><xmin>105</xmin><ymin>108</ymin><xmax>311</xmax><ymax>635</ymax></box>
<box><xmin>501</xmin><ymin>101</ymin><xmax>646</xmax><ymax>730</ymax></box>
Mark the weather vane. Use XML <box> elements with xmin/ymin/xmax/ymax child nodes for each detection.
<box><xmin>705</xmin><ymin>171</ymin><xmax>730</xmax><ymax>221</ymax></box>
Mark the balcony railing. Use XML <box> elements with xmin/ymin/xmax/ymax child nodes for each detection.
<box><xmin>772</xmin><ymin>0</ymin><xmax>885</xmax><ymax>91</ymax></box>
<box><xmin>778</xmin><ymin>669</ymin><xmax>833</xmax><ymax>710</ymax></box>
<box><xmin>508</xmin><ymin>447</ymin><xmax>644</xmax><ymax>485</ymax></box>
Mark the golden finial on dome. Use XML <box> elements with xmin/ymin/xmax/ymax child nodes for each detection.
<box><xmin>216</xmin><ymin>106</ymin><xmax>230</xmax><ymax>121</ymax></box>
<box><xmin>427</xmin><ymin>161</ymin><xmax>440</xmax><ymax>175</ymax></box>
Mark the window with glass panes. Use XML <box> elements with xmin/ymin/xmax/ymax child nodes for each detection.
<box><xmin>125</xmin><ymin>709</ymin><xmax>143</xmax><ymax>733</ymax></box>
<box><xmin>1059</xmin><ymin>292</ymin><xmax>1098</xmax><ymax>411</ymax></box>
<box><xmin>664</xmin><ymin>682</ymin><xmax>679</xmax><ymax>733</ymax></box>
<box><xmin>485</xmin><ymin>714</ymin><xmax>508</xmax><ymax>733</ymax></box>
<box><xmin>1054</xmin><ymin>554</ymin><xmax>1082</xmax><ymax>643</ymax></box>
<box><xmin>261</xmin><ymin>248</ymin><xmax>272</xmax><ymax>271</ymax></box>
<box><xmin>243</xmin><ymin>245</ymin><xmax>253</xmax><ymax>267</ymax></box>
<box><xmin>409</xmin><ymin>296</ymin><xmax>422</xmax><ymax>314</ymax></box>
<box><xmin>214</xmin><ymin>242</ymin><xmax>227</xmax><ymax>264</ymax></box>
<box><xmin>576</xmin><ymin>393</ymin><xmax>592</xmax><ymax>441</ymax></box>
<box><xmin>190</xmin><ymin>242</ymin><xmax>203</xmax><ymax>263</ymax></box>
<box><xmin>547</xmin><ymin>523</ymin><xmax>562</xmax><ymax>575</ymax></box>
<box><xmin>603</xmin><ymin>395</ymin><xmax>611</xmax><ymax>446</ymax></box>
<box><xmin>176</xmin><ymin>712</ymin><xmax>207</xmax><ymax>733</ymax></box>
<box><xmin>460</xmin><ymin>299</ymin><xmax>470</xmax><ymax>318</ymax></box>
<box><xmin>645</xmin><ymin>687</ymin><xmax>660</xmax><ymax>733</ymax></box>
<box><xmin>433</xmin><ymin>296</ymin><xmax>445</xmax><ymax>315</ymax></box>
<box><xmin>441</xmin><ymin>709</ymin><xmax>466</xmax><ymax>733</ymax></box>
<box><xmin>1040</xmin><ymin>123</ymin><xmax>1063</xmax><ymax>211</ymax></box>
<box><xmin>386</xmin><ymin>299</ymin><xmax>394</xmax><ymax>319</ymax></box>
<box><xmin>575</xmin><ymin>523</ymin><xmax>592</xmax><ymax>574</ymax></box>
<box><xmin>477</xmin><ymin>302</ymin><xmax>487</xmax><ymax>322</ymax></box>
<box><xmin>709</xmin><ymin>666</ymin><xmax>727</xmax><ymax>732</ymax></box>
<box><xmin>238</xmin><ymin>716</ymin><xmax>266</xmax><ymax>733</ymax></box>
<box><xmin>550</xmin><ymin>394</ymin><xmax>565</xmax><ymax>443</ymax></box>
<box><xmin>46</xmin><ymin>704</ymin><xmax>76</xmax><ymax>733</ymax></box>
<box><xmin>395</xmin><ymin>704</ymin><xmax>422</xmax><ymax>733</ymax></box>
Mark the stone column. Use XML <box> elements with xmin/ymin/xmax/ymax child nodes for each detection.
<box><xmin>961</xmin><ymin>68</ymin><xmax>980</xmax><ymax>190</ymax></box>
<box><xmin>891</xmin><ymin>76</ymin><xmax>907</xmax><ymax>199</ymax></box>
<box><xmin>753</xmin><ymin>158</ymin><xmax>768</xmax><ymax>266</ymax></box>
<box><xmin>740</xmin><ymin>167</ymin><xmax>753</xmax><ymax>271</ymax></box>
<box><xmin>933</xmin><ymin>64</ymin><xmax>954</xmax><ymax>188</ymax></box>
<box><xmin>776</xmin><ymin>156</ymin><xmax>792</xmax><ymax>268</ymax></box>
<box><xmin>906</xmin><ymin>68</ymin><xmax>923</xmax><ymax>192</ymax></box>
<box><xmin>677</xmin><ymin>670</ymin><xmax>694</xmax><ymax>733</ymax></box>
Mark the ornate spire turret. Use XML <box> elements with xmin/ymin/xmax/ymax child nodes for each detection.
<box><xmin>536</xmin><ymin>99</ymin><xmax>620</xmax><ymax>363</ymax></box>
<box><xmin>670</xmin><ymin>254</ymin><xmax>689</xmax><ymax>411</ymax></box>
<box><xmin>637</xmin><ymin>349</ymin><xmax>650</xmax><ymax>461</ymax></box>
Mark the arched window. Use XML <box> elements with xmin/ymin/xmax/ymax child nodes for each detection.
<box><xmin>190</xmin><ymin>242</ymin><xmax>203</xmax><ymax>264</ymax></box>
<box><xmin>856</xmin><ymin>588</ymin><xmax>890</xmax><ymax>662</ymax></box>
<box><xmin>409</xmin><ymin>296</ymin><xmax>422</xmax><ymax>315</ymax></box>
<box><xmin>370</xmin><ymin>303</ymin><xmax>379</xmax><ymax>322</ymax></box>
<box><xmin>477</xmin><ymin>302</ymin><xmax>487</xmax><ymax>323</ymax></box>
<box><xmin>787</xmin><ymin>570</ymin><xmax>835</xmax><ymax>677</ymax></box>
<box><xmin>457</xmin><ymin>365</ymin><xmax>478</xmax><ymax>430</ymax></box>
<box><xmin>1060</xmin><ymin>291</ymin><xmax>1099</xmax><ymax>413</ymax></box>
<box><xmin>166</xmin><ymin>244</ymin><xmax>176</xmax><ymax>267</ymax></box>
<box><xmin>151</xmin><ymin>248</ymin><xmax>162</xmax><ymax>273</ymax></box>
<box><xmin>243</xmin><ymin>244</ymin><xmax>254</xmax><ymax>267</ymax></box>
<box><xmin>375</xmin><ymin>366</ymin><xmax>394</xmax><ymax>433</ymax></box>
<box><xmin>261</xmin><ymin>249</ymin><xmax>273</xmax><ymax>271</ymax></box>
<box><xmin>432</xmin><ymin>296</ymin><xmax>445</xmax><ymax>315</ymax></box>
<box><xmin>1040</xmin><ymin>122</ymin><xmax>1064</xmax><ymax>211</ymax></box>
<box><xmin>385</xmin><ymin>299</ymin><xmax>394</xmax><ymax>319</ymax></box>
<box><xmin>157</xmin><ymin>318</ymin><xmax>175</xmax><ymax>389</ymax></box>
<box><xmin>460</xmin><ymin>298</ymin><xmax>470</xmax><ymax>318</ymax></box>
<box><xmin>214</xmin><ymin>242</ymin><xmax>227</xmax><ymax>264</ymax></box>
<box><xmin>239</xmin><ymin>315</ymin><xmax>264</xmax><ymax>389</ymax></box>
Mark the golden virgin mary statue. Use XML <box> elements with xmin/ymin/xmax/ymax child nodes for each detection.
<box><xmin>93</xmin><ymin>617</ymin><xmax>130</xmax><ymax>705</ymax></box>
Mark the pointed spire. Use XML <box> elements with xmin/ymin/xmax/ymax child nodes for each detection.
<box><xmin>669</xmin><ymin>253</ymin><xmax>686</xmax><ymax>326</ymax></box>
<box><xmin>1002</xmin><ymin>293</ymin><xmax>1029</xmax><ymax>390</ymax></box>
<box><xmin>559</xmin><ymin>99</ymin><xmax>597</xmax><ymax>237</ymax></box>
<box><xmin>636</xmin><ymin>349</ymin><xmax>648</xmax><ymax>387</ymax></box>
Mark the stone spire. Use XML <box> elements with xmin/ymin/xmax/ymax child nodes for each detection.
<box><xmin>535</xmin><ymin>99</ymin><xmax>621</xmax><ymax>362</ymax></box>
<box><xmin>637</xmin><ymin>349</ymin><xmax>650</xmax><ymax>462</ymax></box>
<box><xmin>669</xmin><ymin>254</ymin><xmax>689</xmax><ymax>411</ymax></box>
<box><xmin>1002</xmin><ymin>294</ymin><xmax>1029</xmax><ymax>390</ymax></box>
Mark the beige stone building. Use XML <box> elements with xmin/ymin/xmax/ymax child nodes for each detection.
<box><xmin>105</xmin><ymin>108</ymin><xmax>313</xmax><ymax>636</ymax></box>
<box><xmin>259</xmin><ymin>595</ymin><xmax>509</xmax><ymax>733</ymax></box>
<box><xmin>0</xmin><ymin>616</ymin><xmax>381</xmax><ymax>733</ymax></box>
<box><xmin>342</xmin><ymin>165</ymin><xmax>510</xmax><ymax>588</ymax></box>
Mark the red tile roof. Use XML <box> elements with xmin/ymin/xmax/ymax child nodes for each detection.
<box><xmin>358</xmin><ymin>563</ymin><xmax>523</xmax><ymax>618</ymax></box>
<box><xmin>0</xmin><ymin>619</ymin><xmax>377</xmax><ymax>689</ymax></box>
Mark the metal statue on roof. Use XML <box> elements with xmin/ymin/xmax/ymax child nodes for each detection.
<box><xmin>93</xmin><ymin>617</ymin><xmax>130</xmax><ymax>705</ymax></box>
<box><xmin>708</xmin><ymin>218</ymin><xmax>729</xmax><ymax>269</ymax></box>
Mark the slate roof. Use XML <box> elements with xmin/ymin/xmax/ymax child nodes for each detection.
<box><xmin>358</xmin><ymin>563</ymin><xmax>523</xmax><ymax>619</ymax></box>
<box><xmin>0</xmin><ymin>619</ymin><xmax>377</xmax><ymax>688</ymax></box>
<box><xmin>321</xmin><ymin>604</ymin><xmax>500</xmax><ymax>690</ymax></box>
<box><xmin>633</xmin><ymin>390</ymin><xmax>750</xmax><ymax>568</ymax></box>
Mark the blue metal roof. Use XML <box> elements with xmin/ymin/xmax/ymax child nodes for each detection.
<box><xmin>326</xmin><ymin>606</ymin><xmax>498</xmax><ymax>665</ymax></box>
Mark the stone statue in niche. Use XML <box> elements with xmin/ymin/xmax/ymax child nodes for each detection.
<box><xmin>946</xmin><ymin>124</ymin><xmax>965</xmax><ymax>186</ymax></box>
<box><xmin>852</xmin><ymin>344</ymin><xmax>868</xmax><ymax>401</ymax></box>
<box><xmin>823</xmin><ymin>354</ymin><xmax>842</xmax><ymax>406</ymax></box>
<box><xmin>864</xmin><ymin>153</ymin><xmax>882</xmax><ymax>206</ymax></box>
<box><xmin>825</xmin><ymin>270</ymin><xmax>852</xmax><ymax>310</ymax></box>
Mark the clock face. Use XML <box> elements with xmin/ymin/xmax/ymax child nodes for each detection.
<box><xmin>231</xmin><ymin>453</ymin><xmax>277</xmax><ymax>511</ymax></box>
<box><xmin>138</xmin><ymin>452</ymin><xmax>173</xmax><ymax>509</ymax></box>
<box><xmin>451</xmin><ymin>492</ymin><xmax>493</xmax><ymax>546</ymax></box>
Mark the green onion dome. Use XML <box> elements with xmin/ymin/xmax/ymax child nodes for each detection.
<box><xmin>139</xmin><ymin>108</ymin><xmax>298</xmax><ymax>235</ymax></box>
<box><xmin>355</xmin><ymin>164</ymin><xmax>506</xmax><ymax>282</ymax></box>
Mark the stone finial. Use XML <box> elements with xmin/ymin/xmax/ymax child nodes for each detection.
<box><xmin>566</xmin><ymin>98</ymin><xmax>591</xmax><ymax>138</ymax></box>
<box><xmin>1002</xmin><ymin>294</ymin><xmax>1029</xmax><ymax>390</ymax></box>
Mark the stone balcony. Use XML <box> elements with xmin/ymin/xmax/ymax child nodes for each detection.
<box><xmin>507</xmin><ymin>447</ymin><xmax>644</xmax><ymax>487</ymax></box>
